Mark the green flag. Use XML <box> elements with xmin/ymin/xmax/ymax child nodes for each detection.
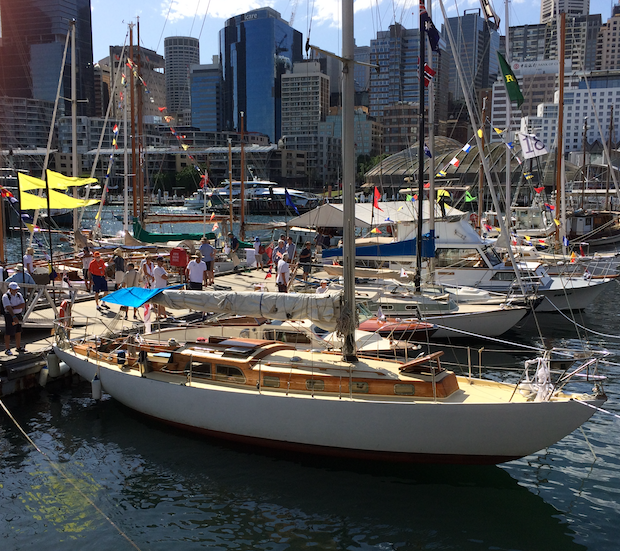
<box><xmin>497</xmin><ymin>51</ymin><xmax>524</xmax><ymax>108</ymax></box>
<box><xmin>465</xmin><ymin>191</ymin><xmax>477</xmax><ymax>202</ymax></box>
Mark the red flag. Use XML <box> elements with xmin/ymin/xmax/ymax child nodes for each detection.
<box><xmin>534</xmin><ymin>186</ymin><xmax>544</xmax><ymax>194</ymax></box>
<box><xmin>158</xmin><ymin>106</ymin><xmax>167</xmax><ymax>112</ymax></box>
<box><xmin>423</xmin><ymin>63</ymin><xmax>436</xmax><ymax>87</ymax></box>
<box><xmin>199</xmin><ymin>174</ymin><xmax>209</xmax><ymax>188</ymax></box>
<box><xmin>423</xmin><ymin>182</ymin><xmax>430</xmax><ymax>189</ymax></box>
<box><xmin>373</xmin><ymin>187</ymin><xmax>383</xmax><ymax>211</ymax></box>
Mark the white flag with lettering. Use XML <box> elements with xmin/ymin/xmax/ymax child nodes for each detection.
<box><xmin>518</xmin><ymin>132</ymin><xmax>548</xmax><ymax>159</ymax></box>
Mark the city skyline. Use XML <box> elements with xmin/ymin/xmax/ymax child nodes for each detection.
<box><xmin>91</xmin><ymin>0</ymin><xmax>615</xmax><ymax>65</ymax></box>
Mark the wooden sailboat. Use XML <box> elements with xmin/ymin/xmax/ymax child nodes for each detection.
<box><xmin>52</xmin><ymin>3</ymin><xmax>606</xmax><ymax>464</ymax></box>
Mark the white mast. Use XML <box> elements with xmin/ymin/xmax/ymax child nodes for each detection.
<box><xmin>71</xmin><ymin>20</ymin><xmax>78</xmax><ymax>234</ymax></box>
<box><xmin>505</xmin><ymin>0</ymin><xmax>511</xmax><ymax>235</ymax></box>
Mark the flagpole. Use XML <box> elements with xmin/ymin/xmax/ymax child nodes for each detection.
<box><xmin>44</xmin><ymin>171</ymin><xmax>54</xmax><ymax>275</ymax></box>
<box><xmin>505</xmin><ymin>0</ymin><xmax>511</xmax><ymax>238</ymax></box>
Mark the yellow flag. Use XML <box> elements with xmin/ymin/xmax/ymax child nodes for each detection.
<box><xmin>17</xmin><ymin>173</ymin><xmax>47</xmax><ymax>190</ymax></box>
<box><xmin>20</xmin><ymin>189</ymin><xmax>99</xmax><ymax>210</ymax></box>
<box><xmin>477</xmin><ymin>129</ymin><xmax>483</xmax><ymax>138</ymax></box>
<box><xmin>181</xmin><ymin>144</ymin><xmax>189</xmax><ymax>151</ymax></box>
<box><xmin>494</xmin><ymin>127</ymin><xmax>504</xmax><ymax>134</ymax></box>
<box><xmin>46</xmin><ymin>170</ymin><xmax>97</xmax><ymax>189</ymax></box>
<box><xmin>554</xmin><ymin>218</ymin><xmax>560</xmax><ymax>226</ymax></box>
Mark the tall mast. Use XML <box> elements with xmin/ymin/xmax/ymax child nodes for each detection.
<box><xmin>427</xmin><ymin>0</ymin><xmax>436</xmax><ymax>278</ymax></box>
<box><xmin>228</xmin><ymin>138</ymin><xmax>233</xmax><ymax>233</ymax></box>
<box><xmin>123</xmin><ymin>50</ymin><xmax>129</xmax><ymax>236</ymax></box>
<box><xmin>581</xmin><ymin>117</ymin><xmax>588</xmax><ymax>208</ymax></box>
<box><xmin>554</xmin><ymin>13</ymin><xmax>566</xmax><ymax>252</ymax></box>
<box><xmin>130</xmin><ymin>24</ymin><xmax>137</xmax><ymax>219</ymax></box>
<box><xmin>505</xmin><ymin>0</ymin><xmax>511</xmax><ymax>235</ymax></box>
<box><xmin>415</xmin><ymin>6</ymin><xmax>427</xmax><ymax>293</ymax></box>
<box><xmin>240</xmin><ymin>112</ymin><xmax>246</xmax><ymax>241</ymax></box>
<box><xmin>341</xmin><ymin>0</ymin><xmax>357</xmax><ymax>361</ymax></box>
<box><xmin>478</xmin><ymin>97</ymin><xmax>487</xmax><ymax>233</ymax></box>
<box><xmin>137</xmin><ymin>17</ymin><xmax>144</xmax><ymax>221</ymax></box>
<box><xmin>71</xmin><ymin>20</ymin><xmax>78</xmax><ymax>234</ymax></box>
<box><xmin>605</xmin><ymin>105</ymin><xmax>614</xmax><ymax>211</ymax></box>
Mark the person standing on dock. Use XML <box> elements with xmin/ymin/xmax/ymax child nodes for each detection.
<box><xmin>274</xmin><ymin>239</ymin><xmax>286</xmax><ymax>261</ymax></box>
<box><xmin>227</xmin><ymin>232</ymin><xmax>240</xmax><ymax>272</ymax></box>
<box><xmin>186</xmin><ymin>253</ymin><xmax>207</xmax><ymax>290</ymax></box>
<box><xmin>79</xmin><ymin>247</ymin><xmax>93</xmax><ymax>292</ymax></box>
<box><xmin>299</xmin><ymin>242</ymin><xmax>313</xmax><ymax>282</ymax></box>
<box><xmin>276</xmin><ymin>252</ymin><xmax>290</xmax><ymax>292</ymax></box>
<box><xmin>153</xmin><ymin>257</ymin><xmax>169</xmax><ymax>319</ymax></box>
<box><xmin>286</xmin><ymin>237</ymin><xmax>296</xmax><ymax>263</ymax></box>
<box><xmin>89</xmin><ymin>252</ymin><xmax>108</xmax><ymax>312</ymax></box>
<box><xmin>23</xmin><ymin>247</ymin><xmax>35</xmax><ymax>275</ymax></box>
<box><xmin>6</xmin><ymin>264</ymin><xmax>35</xmax><ymax>286</ymax></box>
<box><xmin>199</xmin><ymin>238</ymin><xmax>216</xmax><ymax>285</ymax></box>
<box><xmin>120</xmin><ymin>262</ymin><xmax>140</xmax><ymax>320</ymax></box>
<box><xmin>3</xmin><ymin>282</ymin><xmax>26</xmax><ymax>355</ymax></box>
<box><xmin>112</xmin><ymin>248</ymin><xmax>125</xmax><ymax>291</ymax></box>
<box><xmin>141</xmin><ymin>255</ymin><xmax>155</xmax><ymax>289</ymax></box>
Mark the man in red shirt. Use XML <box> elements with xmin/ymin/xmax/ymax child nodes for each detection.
<box><xmin>89</xmin><ymin>252</ymin><xmax>109</xmax><ymax>312</ymax></box>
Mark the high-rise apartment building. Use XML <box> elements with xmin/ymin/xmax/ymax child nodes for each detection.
<box><xmin>596</xmin><ymin>5</ymin><xmax>620</xmax><ymax>70</ymax></box>
<box><xmin>281</xmin><ymin>61</ymin><xmax>330</xmax><ymax>136</ymax></box>
<box><xmin>165</xmin><ymin>36</ymin><xmax>200</xmax><ymax>119</ymax></box>
<box><xmin>190</xmin><ymin>58</ymin><xmax>222</xmax><ymax>132</ymax></box>
<box><xmin>504</xmin><ymin>24</ymin><xmax>548</xmax><ymax>62</ymax></box>
<box><xmin>0</xmin><ymin>0</ymin><xmax>95</xmax><ymax>116</ymax></box>
<box><xmin>540</xmin><ymin>0</ymin><xmax>590</xmax><ymax>24</ymax></box>
<box><xmin>545</xmin><ymin>14</ymin><xmax>601</xmax><ymax>71</ymax></box>
<box><xmin>220</xmin><ymin>8</ymin><xmax>302</xmax><ymax>142</ymax></box>
<box><xmin>442</xmin><ymin>11</ymin><xmax>499</xmax><ymax>105</ymax></box>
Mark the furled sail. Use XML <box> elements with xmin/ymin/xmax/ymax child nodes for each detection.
<box><xmin>152</xmin><ymin>290</ymin><xmax>341</xmax><ymax>331</ymax></box>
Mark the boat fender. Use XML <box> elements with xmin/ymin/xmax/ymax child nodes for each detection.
<box><xmin>47</xmin><ymin>352</ymin><xmax>61</xmax><ymax>378</ymax></box>
<box><xmin>38</xmin><ymin>365</ymin><xmax>49</xmax><ymax>387</ymax></box>
<box><xmin>117</xmin><ymin>350</ymin><xmax>126</xmax><ymax>365</ymax></box>
<box><xmin>92</xmin><ymin>374</ymin><xmax>102</xmax><ymax>401</ymax></box>
<box><xmin>58</xmin><ymin>362</ymin><xmax>70</xmax><ymax>376</ymax></box>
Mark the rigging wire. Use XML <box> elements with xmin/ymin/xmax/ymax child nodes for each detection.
<box><xmin>189</xmin><ymin>0</ymin><xmax>202</xmax><ymax>36</ymax></box>
<box><xmin>157</xmin><ymin>0</ymin><xmax>174</xmax><ymax>53</ymax></box>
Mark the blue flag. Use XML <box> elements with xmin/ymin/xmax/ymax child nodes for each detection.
<box><xmin>285</xmin><ymin>189</ymin><xmax>299</xmax><ymax>215</ymax></box>
<box><xmin>420</xmin><ymin>2</ymin><xmax>441</xmax><ymax>54</ymax></box>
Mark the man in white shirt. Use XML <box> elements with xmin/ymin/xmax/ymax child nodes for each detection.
<box><xmin>186</xmin><ymin>253</ymin><xmax>207</xmax><ymax>290</ymax></box>
<box><xmin>3</xmin><ymin>282</ymin><xmax>26</xmax><ymax>355</ymax></box>
<box><xmin>153</xmin><ymin>257</ymin><xmax>169</xmax><ymax>319</ymax></box>
<box><xmin>315</xmin><ymin>280</ymin><xmax>329</xmax><ymax>294</ymax></box>
<box><xmin>276</xmin><ymin>252</ymin><xmax>290</xmax><ymax>293</ymax></box>
<box><xmin>199</xmin><ymin>238</ymin><xmax>216</xmax><ymax>285</ymax></box>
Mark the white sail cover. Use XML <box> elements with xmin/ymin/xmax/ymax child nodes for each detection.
<box><xmin>151</xmin><ymin>290</ymin><xmax>341</xmax><ymax>331</ymax></box>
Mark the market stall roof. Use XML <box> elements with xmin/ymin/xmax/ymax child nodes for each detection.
<box><xmin>287</xmin><ymin>201</ymin><xmax>464</xmax><ymax>229</ymax></box>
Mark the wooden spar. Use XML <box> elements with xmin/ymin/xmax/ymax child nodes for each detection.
<box><xmin>137</xmin><ymin>18</ymin><xmax>145</xmax><ymax>222</ymax></box>
<box><xmin>228</xmin><ymin>138</ymin><xmax>234</xmax><ymax>232</ymax></box>
<box><xmin>415</xmin><ymin>6</ymin><xmax>426</xmax><ymax>293</ymax></box>
<box><xmin>130</xmin><ymin>24</ymin><xmax>137</xmax><ymax>219</ymax></box>
<box><xmin>478</xmin><ymin>97</ymin><xmax>486</xmax><ymax>234</ymax></box>
<box><xmin>605</xmin><ymin>105</ymin><xmax>614</xmax><ymax>211</ymax></box>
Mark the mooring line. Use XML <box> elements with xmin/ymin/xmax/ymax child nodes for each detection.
<box><xmin>0</xmin><ymin>398</ymin><xmax>143</xmax><ymax>550</ymax></box>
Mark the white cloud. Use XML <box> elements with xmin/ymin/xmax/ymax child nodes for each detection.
<box><xmin>164</xmin><ymin>0</ymin><xmax>273</xmax><ymax>22</ymax></box>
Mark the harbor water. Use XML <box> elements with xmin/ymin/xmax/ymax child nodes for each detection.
<box><xmin>1</xmin><ymin>207</ymin><xmax>620</xmax><ymax>550</ymax></box>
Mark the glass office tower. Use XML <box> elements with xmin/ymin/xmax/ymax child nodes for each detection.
<box><xmin>0</xmin><ymin>0</ymin><xmax>95</xmax><ymax>116</ymax></box>
<box><xmin>220</xmin><ymin>8</ymin><xmax>302</xmax><ymax>142</ymax></box>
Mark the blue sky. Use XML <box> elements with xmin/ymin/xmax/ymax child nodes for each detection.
<box><xmin>91</xmin><ymin>0</ymin><xmax>616</xmax><ymax>64</ymax></box>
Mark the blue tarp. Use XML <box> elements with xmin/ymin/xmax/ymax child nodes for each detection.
<box><xmin>101</xmin><ymin>285</ymin><xmax>183</xmax><ymax>308</ymax></box>
<box><xmin>321</xmin><ymin>237</ymin><xmax>436</xmax><ymax>259</ymax></box>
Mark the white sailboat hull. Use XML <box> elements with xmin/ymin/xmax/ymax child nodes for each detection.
<box><xmin>54</xmin><ymin>346</ymin><xmax>601</xmax><ymax>464</ymax></box>
<box><xmin>425</xmin><ymin>306</ymin><xmax>527</xmax><ymax>338</ymax></box>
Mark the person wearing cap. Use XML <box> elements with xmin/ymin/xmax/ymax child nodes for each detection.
<box><xmin>3</xmin><ymin>282</ymin><xmax>26</xmax><ymax>355</ymax></box>
<box><xmin>5</xmin><ymin>264</ymin><xmax>35</xmax><ymax>286</ymax></box>
<box><xmin>120</xmin><ymin>262</ymin><xmax>140</xmax><ymax>320</ymax></box>
<box><xmin>153</xmin><ymin>257</ymin><xmax>170</xmax><ymax>319</ymax></box>
<box><xmin>199</xmin><ymin>237</ymin><xmax>216</xmax><ymax>285</ymax></box>
<box><xmin>112</xmin><ymin>248</ymin><xmax>125</xmax><ymax>290</ymax></box>
<box><xmin>23</xmin><ymin>246</ymin><xmax>35</xmax><ymax>275</ymax></box>
<box><xmin>276</xmin><ymin>251</ymin><xmax>290</xmax><ymax>293</ymax></box>
<box><xmin>89</xmin><ymin>251</ymin><xmax>108</xmax><ymax>312</ymax></box>
<box><xmin>315</xmin><ymin>280</ymin><xmax>329</xmax><ymax>294</ymax></box>
<box><xmin>227</xmin><ymin>232</ymin><xmax>240</xmax><ymax>272</ymax></box>
<box><xmin>79</xmin><ymin>247</ymin><xmax>93</xmax><ymax>292</ymax></box>
<box><xmin>186</xmin><ymin>253</ymin><xmax>207</xmax><ymax>290</ymax></box>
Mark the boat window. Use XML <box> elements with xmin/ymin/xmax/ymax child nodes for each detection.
<box><xmin>351</xmin><ymin>382</ymin><xmax>369</xmax><ymax>393</ymax></box>
<box><xmin>306</xmin><ymin>379</ymin><xmax>325</xmax><ymax>391</ymax></box>
<box><xmin>490</xmin><ymin>272</ymin><xmax>516</xmax><ymax>281</ymax></box>
<box><xmin>394</xmin><ymin>384</ymin><xmax>415</xmax><ymax>395</ymax></box>
<box><xmin>435</xmin><ymin>248</ymin><xmax>484</xmax><ymax>268</ymax></box>
<box><xmin>276</xmin><ymin>331</ymin><xmax>313</xmax><ymax>344</ymax></box>
<box><xmin>263</xmin><ymin>330</ymin><xmax>275</xmax><ymax>340</ymax></box>
<box><xmin>262</xmin><ymin>376</ymin><xmax>280</xmax><ymax>388</ymax></box>
<box><xmin>483</xmin><ymin>247</ymin><xmax>503</xmax><ymax>266</ymax></box>
<box><xmin>191</xmin><ymin>362</ymin><xmax>212</xmax><ymax>377</ymax></box>
<box><xmin>240</xmin><ymin>329</ymin><xmax>250</xmax><ymax>338</ymax></box>
<box><xmin>215</xmin><ymin>365</ymin><xmax>246</xmax><ymax>384</ymax></box>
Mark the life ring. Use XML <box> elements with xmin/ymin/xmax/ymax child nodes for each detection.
<box><xmin>469</xmin><ymin>213</ymin><xmax>479</xmax><ymax>226</ymax></box>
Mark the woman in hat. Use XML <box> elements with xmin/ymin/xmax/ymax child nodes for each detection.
<box><xmin>3</xmin><ymin>282</ymin><xmax>26</xmax><ymax>355</ymax></box>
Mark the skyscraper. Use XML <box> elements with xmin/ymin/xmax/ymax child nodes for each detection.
<box><xmin>442</xmin><ymin>12</ymin><xmax>499</xmax><ymax>104</ymax></box>
<box><xmin>0</xmin><ymin>0</ymin><xmax>95</xmax><ymax>116</ymax></box>
<box><xmin>540</xmin><ymin>0</ymin><xmax>590</xmax><ymax>24</ymax></box>
<box><xmin>164</xmin><ymin>36</ymin><xmax>200</xmax><ymax>119</ymax></box>
<box><xmin>220</xmin><ymin>8</ymin><xmax>302</xmax><ymax>142</ymax></box>
<box><xmin>190</xmin><ymin>58</ymin><xmax>222</xmax><ymax>132</ymax></box>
